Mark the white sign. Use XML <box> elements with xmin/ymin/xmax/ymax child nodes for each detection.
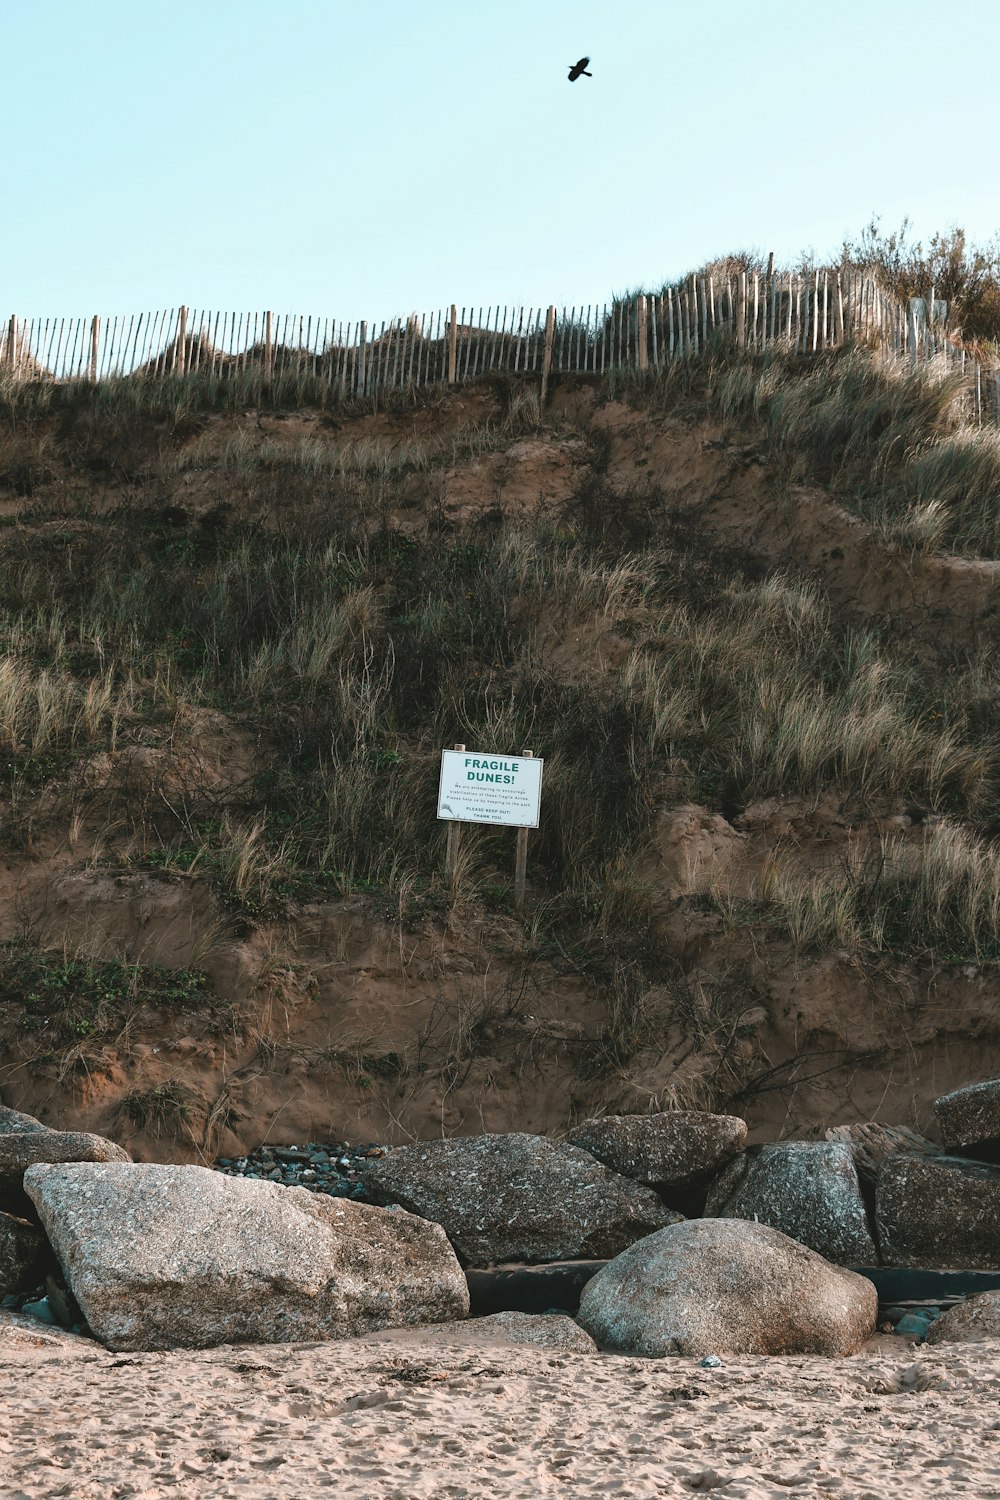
<box><xmin>437</xmin><ymin>749</ymin><xmax>543</xmax><ymax>829</ymax></box>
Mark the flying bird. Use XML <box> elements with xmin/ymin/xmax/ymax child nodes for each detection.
<box><xmin>568</xmin><ymin>56</ymin><xmax>592</xmax><ymax>81</ymax></box>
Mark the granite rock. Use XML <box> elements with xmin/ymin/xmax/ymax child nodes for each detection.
<box><xmin>0</xmin><ymin>1210</ymin><xmax>48</xmax><ymax>1296</ymax></box>
<box><xmin>361</xmin><ymin>1133</ymin><xmax>679</xmax><ymax>1264</ymax></box>
<box><xmin>877</xmin><ymin>1153</ymin><xmax>1000</xmax><ymax>1269</ymax></box>
<box><xmin>825</xmin><ymin>1122</ymin><xmax>943</xmax><ymax>1188</ymax></box>
<box><xmin>24</xmin><ymin>1161</ymin><xmax>469</xmax><ymax>1351</ymax></box>
<box><xmin>577</xmin><ymin>1218</ymin><xmax>877</xmax><ymax>1357</ymax></box>
<box><xmin>470</xmin><ymin>1311</ymin><xmax>598</xmax><ymax>1352</ymax></box>
<box><xmin>566</xmin><ymin>1111</ymin><xmax>746</xmax><ymax>1192</ymax></box>
<box><xmin>0</xmin><ymin>1107</ymin><xmax>48</xmax><ymax>1135</ymax></box>
<box><xmin>0</xmin><ymin>1128</ymin><xmax>130</xmax><ymax>1180</ymax></box>
<box><xmin>934</xmin><ymin>1081</ymin><xmax>1000</xmax><ymax>1158</ymax></box>
<box><xmin>926</xmin><ymin>1291</ymin><xmax>1000</xmax><ymax>1344</ymax></box>
<box><xmin>704</xmin><ymin>1141</ymin><xmax>876</xmax><ymax>1265</ymax></box>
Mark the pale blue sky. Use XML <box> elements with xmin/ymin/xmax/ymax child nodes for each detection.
<box><xmin>3</xmin><ymin>0</ymin><xmax>998</xmax><ymax>321</ymax></box>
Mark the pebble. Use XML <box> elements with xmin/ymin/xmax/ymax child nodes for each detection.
<box><xmin>210</xmin><ymin>1140</ymin><xmax>388</xmax><ymax>1201</ymax></box>
<box><xmin>698</xmin><ymin>1355</ymin><xmax>722</xmax><ymax>1369</ymax></box>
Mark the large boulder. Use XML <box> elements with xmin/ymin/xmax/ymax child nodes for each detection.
<box><xmin>566</xmin><ymin>1111</ymin><xmax>747</xmax><ymax>1195</ymax></box>
<box><xmin>24</xmin><ymin>1162</ymin><xmax>469</xmax><ymax>1352</ymax></box>
<box><xmin>360</xmin><ymin>1133</ymin><xmax>679</xmax><ymax>1264</ymax></box>
<box><xmin>825</xmin><ymin>1122</ymin><xmax>943</xmax><ymax>1190</ymax></box>
<box><xmin>577</xmin><ymin>1218</ymin><xmax>877</xmax><ymax>1357</ymax></box>
<box><xmin>877</xmin><ymin>1154</ymin><xmax>1000</xmax><ymax>1268</ymax></box>
<box><xmin>704</xmin><ymin>1142</ymin><xmax>877</xmax><ymax>1265</ymax></box>
<box><xmin>0</xmin><ymin>1211</ymin><xmax>48</xmax><ymax>1296</ymax></box>
<box><xmin>0</xmin><ymin>1127</ymin><xmax>130</xmax><ymax>1178</ymax></box>
<box><xmin>926</xmin><ymin>1291</ymin><xmax>1000</xmax><ymax>1344</ymax></box>
<box><xmin>0</xmin><ymin>1121</ymin><xmax>130</xmax><ymax>1221</ymax></box>
<box><xmin>934</xmin><ymin>1081</ymin><xmax>1000</xmax><ymax>1159</ymax></box>
<box><xmin>0</xmin><ymin>1106</ymin><xmax>48</xmax><ymax>1135</ymax></box>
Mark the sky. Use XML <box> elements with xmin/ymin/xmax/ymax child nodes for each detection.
<box><xmin>3</xmin><ymin>0</ymin><xmax>999</xmax><ymax>322</ymax></box>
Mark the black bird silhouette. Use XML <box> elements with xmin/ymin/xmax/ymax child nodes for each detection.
<box><xmin>568</xmin><ymin>56</ymin><xmax>592</xmax><ymax>81</ymax></box>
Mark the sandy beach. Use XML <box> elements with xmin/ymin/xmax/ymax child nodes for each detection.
<box><xmin>3</xmin><ymin>1316</ymin><xmax>1000</xmax><ymax>1499</ymax></box>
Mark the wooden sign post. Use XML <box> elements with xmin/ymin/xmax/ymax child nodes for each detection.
<box><xmin>513</xmin><ymin>750</ymin><xmax>534</xmax><ymax>911</ymax></box>
<box><xmin>444</xmin><ymin>742</ymin><xmax>465</xmax><ymax>884</ymax></box>
<box><xmin>438</xmin><ymin>745</ymin><xmax>543</xmax><ymax>908</ymax></box>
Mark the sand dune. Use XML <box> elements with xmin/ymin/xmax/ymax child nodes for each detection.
<box><xmin>3</xmin><ymin>1317</ymin><xmax>1000</xmax><ymax>1498</ymax></box>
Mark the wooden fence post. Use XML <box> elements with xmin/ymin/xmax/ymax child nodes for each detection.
<box><xmin>176</xmin><ymin>305</ymin><xmax>188</xmax><ymax>375</ymax></box>
<box><xmin>447</xmin><ymin>304</ymin><xmax>458</xmax><ymax>383</ymax></box>
<box><xmin>736</xmin><ymin>272</ymin><xmax>746</xmax><ymax>349</ymax></box>
<box><xmin>89</xmin><ymin>316</ymin><xmax>100</xmax><ymax>382</ymax></box>
<box><xmin>265</xmin><ymin>310</ymin><xmax>273</xmax><ymax>380</ymax></box>
<box><xmin>540</xmin><ymin>304</ymin><xmax>556</xmax><ymax>403</ymax></box>
<box><xmin>357</xmin><ymin>320</ymin><xmax>367</xmax><ymax>396</ymax></box>
<box><xmin>445</xmin><ymin>743</ymin><xmax>465</xmax><ymax>884</ymax></box>
<box><xmin>636</xmin><ymin>295</ymin><xmax>648</xmax><ymax>371</ymax></box>
<box><xmin>835</xmin><ymin>272</ymin><xmax>845</xmax><ymax>345</ymax></box>
<box><xmin>4</xmin><ymin>316</ymin><xmax>15</xmax><ymax>372</ymax></box>
<box><xmin>514</xmin><ymin>750</ymin><xmax>534</xmax><ymax>912</ymax></box>
<box><xmin>765</xmin><ymin>252</ymin><xmax>775</xmax><ymax>345</ymax></box>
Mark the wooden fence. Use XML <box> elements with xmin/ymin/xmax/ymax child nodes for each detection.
<box><xmin>3</xmin><ymin>261</ymin><xmax>998</xmax><ymax>421</ymax></box>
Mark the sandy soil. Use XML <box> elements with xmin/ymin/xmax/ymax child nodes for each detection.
<box><xmin>3</xmin><ymin>1316</ymin><xmax>1000</xmax><ymax>1499</ymax></box>
<box><xmin>6</xmin><ymin>384</ymin><xmax>1000</xmax><ymax>1163</ymax></box>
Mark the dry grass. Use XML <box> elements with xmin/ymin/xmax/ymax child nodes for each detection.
<box><xmin>1</xmin><ymin>350</ymin><xmax>999</xmax><ymax>1084</ymax></box>
<box><xmin>119</xmin><ymin>1079</ymin><xmax>198</xmax><ymax>1134</ymax></box>
<box><xmin>696</xmin><ymin>342</ymin><xmax>1000</xmax><ymax>558</ymax></box>
<box><xmin>0</xmin><ymin>656</ymin><xmax>135</xmax><ymax>758</ymax></box>
<box><xmin>758</xmin><ymin>819</ymin><xmax>1000</xmax><ymax>961</ymax></box>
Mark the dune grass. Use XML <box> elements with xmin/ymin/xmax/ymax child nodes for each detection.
<box><xmin>759</xmin><ymin>819</ymin><xmax>1000</xmax><ymax>963</ymax></box>
<box><xmin>694</xmin><ymin>343</ymin><xmax>1000</xmax><ymax>558</ymax></box>
<box><xmin>1</xmin><ymin>363</ymin><xmax>999</xmax><ymax>974</ymax></box>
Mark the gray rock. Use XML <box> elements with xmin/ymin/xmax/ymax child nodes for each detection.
<box><xmin>470</xmin><ymin>1311</ymin><xmax>598</xmax><ymax>1352</ymax></box>
<box><xmin>577</xmin><ymin>1218</ymin><xmax>877</xmax><ymax>1357</ymax></box>
<box><xmin>825</xmin><ymin>1122</ymin><xmax>943</xmax><ymax>1188</ymax></box>
<box><xmin>361</xmin><ymin>1133</ymin><xmax>679</xmax><ymax>1264</ymax></box>
<box><xmin>0</xmin><ymin>1107</ymin><xmax>48</xmax><ymax>1135</ymax></box>
<box><xmin>934</xmin><ymin>1081</ymin><xmax>1000</xmax><ymax>1156</ymax></box>
<box><xmin>926</xmin><ymin>1291</ymin><xmax>1000</xmax><ymax>1344</ymax></box>
<box><xmin>0</xmin><ymin>1308</ymin><xmax>93</xmax><ymax>1355</ymax></box>
<box><xmin>24</xmin><ymin>1162</ymin><xmax>469</xmax><ymax>1352</ymax></box>
<box><xmin>876</xmin><ymin>1154</ymin><xmax>1000</xmax><ymax>1269</ymax></box>
<box><xmin>704</xmin><ymin>1142</ymin><xmax>877</xmax><ymax>1265</ymax></box>
<box><xmin>0</xmin><ymin>1211</ymin><xmax>47</xmax><ymax>1296</ymax></box>
<box><xmin>566</xmin><ymin>1111</ymin><xmax>747</xmax><ymax>1192</ymax></box>
<box><xmin>0</xmin><ymin>1129</ymin><xmax>130</xmax><ymax>1179</ymax></box>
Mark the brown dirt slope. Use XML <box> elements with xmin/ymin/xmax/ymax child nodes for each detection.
<box><xmin>0</xmin><ymin>368</ymin><xmax>998</xmax><ymax>1160</ymax></box>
